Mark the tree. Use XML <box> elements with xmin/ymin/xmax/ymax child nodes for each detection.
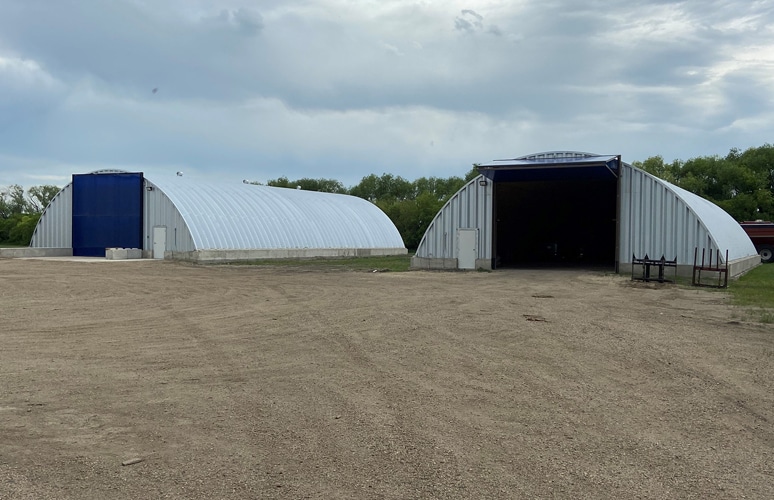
<box><xmin>464</xmin><ymin>166</ymin><xmax>480</xmax><ymax>182</ymax></box>
<box><xmin>0</xmin><ymin>185</ymin><xmax>30</xmax><ymax>218</ymax></box>
<box><xmin>265</xmin><ymin>176</ymin><xmax>347</xmax><ymax>194</ymax></box>
<box><xmin>7</xmin><ymin>214</ymin><xmax>41</xmax><ymax>245</ymax></box>
<box><xmin>349</xmin><ymin>173</ymin><xmax>414</xmax><ymax>201</ymax></box>
<box><xmin>631</xmin><ymin>156</ymin><xmax>682</xmax><ymax>184</ymax></box>
<box><xmin>27</xmin><ymin>185</ymin><xmax>61</xmax><ymax>213</ymax></box>
<box><xmin>634</xmin><ymin>146</ymin><xmax>774</xmax><ymax>222</ymax></box>
<box><xmin>736</xmin><ymin>144</ymin><xmax>774</xmax><ymax>196</ymax></box>
<box><xmin>413</xmin><ymin>176</ymin><xmax>466</xmax><ymax>202</ymax></box>
<box><xmin>375</xmin><ymin>191</ymin><xmax>447</xmax><ymax>250</ymax></box>
<box><xmin>735</xmin><ymin>144</ymin><xmax>774</xmax><ymax>220</ymax></box>
<box><xmin>348</xmin><ymin>171</ymin><xmax>473</xmax><ymax>249</ymax></box>
<box><xmin>0</xmin><ymin>184</ymin><xmax>60</xmax><ymax>245</ymax></box>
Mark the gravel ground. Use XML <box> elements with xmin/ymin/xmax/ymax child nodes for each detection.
<box><xmin>1</xmin><ymin>258</ymin><xmax>772</xmax><ymax>499</ymax></box>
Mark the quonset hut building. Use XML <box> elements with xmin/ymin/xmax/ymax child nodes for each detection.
<box><xmin>411</xmin><ymin>151</ymin><xmax>760</xmax><ymax>277</ymax></box>
<box><xmin>28</xmin><ymin>170</ymin><xmax>407</xmax><ymax>261</ymax></box>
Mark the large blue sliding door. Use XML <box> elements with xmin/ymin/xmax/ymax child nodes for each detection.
<box><xmin>72</xmin><ymin>173</ymin><xmax>143</xmax><ymax>257</ymax></box>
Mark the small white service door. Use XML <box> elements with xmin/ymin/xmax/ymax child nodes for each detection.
<box><xmin>457</xmin><ymin>228</ymin><xmax>478</xmax><ymax>270</ymax></box>
<box><xmin>152</xmin><ymin>226</ymin><xmax>166</xmax><ymax>259</ymax></box>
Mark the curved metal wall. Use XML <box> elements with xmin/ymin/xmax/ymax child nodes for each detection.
<box><xmin>30</xmin><ymin>183</ymin><xmax>72</xmax><ymax>248</ymax></box>
<box><xmin>143</xmin><ymin>179</ymin><xmax>196</xmax><ymax>252</ymax></box>
<box><xmin>619</xmin><ymin>165</ymin><xmax>757</xmax><ymax>264</ymax></box>
<box><xmin>414</xmin><ymin>175</ymin><xmax>493</xmax><ymax>261</ymax></box>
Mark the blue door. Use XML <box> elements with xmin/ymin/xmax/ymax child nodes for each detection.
<box><xmin>72</xmin><ymin>173</ymin><xmax>143</xmax><ymax>257</ymax></box>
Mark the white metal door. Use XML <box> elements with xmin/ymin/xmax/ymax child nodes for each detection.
<box><xmin>152</xmin><ymin>226</ymin><xmax>166</xmax><ymax>259</ymax></box>
<box><xmin>457</xmin><ymin>228</ymin><xmax>478</xmax><ymax>269</ymax></box>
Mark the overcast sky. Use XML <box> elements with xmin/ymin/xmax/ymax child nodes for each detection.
<box><xmin>1</xmin><ymin>0</ymin><xmax>773</xmax><ymax>188</ymax></box>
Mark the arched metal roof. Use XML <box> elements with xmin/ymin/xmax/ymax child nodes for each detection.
<box><xmin>148</xmin><ymin>177</ymin><xmax>405</xmax><ymax>250</ymax></box>
<box><xmin>655</xmin><ymin>179</ymin><xmax>757</xmax><ymax>261</ymax></box>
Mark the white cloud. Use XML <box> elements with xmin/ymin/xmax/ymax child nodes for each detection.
<box><xmin>0</xmin><ymin>55</ymin><xmax>59</xmax><ymax>87</ymax></box>
<box><xmin>380</xmin><ymin>41</ymin><xmax>404</xmax><ymax>56</ymax></box>
<box><xmin>0</xmin><ymin>54</ymin><xmax>64</xmax><ymax>108</ymax></box>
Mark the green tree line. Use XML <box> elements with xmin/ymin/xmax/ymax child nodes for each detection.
<box><xmin>4</xmin><ymin>143</ymin><xmax>771</xmax><ymax>249</ymax></box>
<box><xmin>0</xmin><ymin>185</ymin><xmax>59</xmax><ymax>245</ymax></box>
<box><xmin>264</xmin><ymin>169</ymin><xmax>479</xmax><ymax>249</ymax></box>
<box><xmin>270</xmin><ymin>144</ymin><xmax>774</xmax><ymax>249</ymax></box>
<box><xmin>632</xmin><ymin>144</ymin><xmax>774</xmax><ymax>222</ymax></box>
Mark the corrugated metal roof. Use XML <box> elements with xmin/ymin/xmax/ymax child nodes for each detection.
<box><xmin>664</xmin><ymin>181</ymin><xmax>757</xmax><ymax>261</ymax></box>
<box><xmin>149</xmin><ymin>178</ymin><xmax>405</xmax><ymax>250</ymax></box>
<box><xmin>477</xmin><ymin>155</ymin><xmax>618</xmax><ymax>168</ymax></box>
<box><xmin>477</xmin><ymin>154</ymin><xmax>620</xmax><ymax>182</ymax></box>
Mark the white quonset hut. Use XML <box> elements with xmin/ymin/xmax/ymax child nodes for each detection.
<box><xmin>412</xmin><ymin>151</ymin><xmax>760</xmax><ymax>277</ymax></box>
<box><xmin>30</xmin><ymin>170</ymin><xmax>407</xmax><ymax>261</ymax></box>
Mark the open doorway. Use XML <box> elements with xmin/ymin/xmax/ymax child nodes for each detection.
<box><xmin>493</xmin><ymin>178</ymin><xmax>617</xmax><ymax>268</ymax></box>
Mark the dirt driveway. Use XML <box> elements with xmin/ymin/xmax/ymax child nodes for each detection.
<box><xmin>1</xmin><ymin>259</ymin><xmax>772</xmax><ymax>499</ymax></box>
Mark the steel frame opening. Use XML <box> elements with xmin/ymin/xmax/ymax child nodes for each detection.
<box><xmin>492</xmin><ymin>177</ymin><xmax>617</xmax><ymax>268</ymax></box>
<box><xmin>478</xmin><ymin>154</ymin><xmax>621</xmax><ymax>270</ymax></box>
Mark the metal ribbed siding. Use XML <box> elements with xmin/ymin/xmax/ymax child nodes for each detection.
<box><xmin>30</xmin><ymin>184</ymin><xmax>72</xmax><ymax>248</ymax></box>
<box><xmin>669</xmin><ymin>183</ymin><xmax>757</xmax><ymax>261</ymax></box>
<box><xmin>143</xmin><ymin>180</ymin><xmax>195</xmax><ymax>252</ymax></box>
<box><xmin>150</xmin><ymin>179</ymin><xmax>405</xmax><ymax>250</ymax></box>
<box><xmin>619</xmin><ymin>165</ymin><xmax>756</xmax><ymax>264</ymax></box>
<box><xmin>415</xmin><ymin>176</ymin><xmax>493</xmax><ymax>260</ymax></box>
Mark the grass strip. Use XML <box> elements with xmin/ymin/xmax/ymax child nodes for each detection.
<box><xmin>728</xmin><ymin>263</ymin><xmax>774</xmax><ymax>323</ymax></box>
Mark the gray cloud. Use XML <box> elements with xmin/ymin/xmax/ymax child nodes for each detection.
<box><xmin>200</xmin><ymin>8</ymin><xmax>264</xmax><ymax>36</ymax></box>
<box><xmin>455</xmin><ymin>9</ymin><xmax>497</xmax><ymax>35</ymax></box>
<box><xmin>461</xmin><ymin>9</ymin><xmax>483</xmax><ymax>22</ymax></box>
<box><xmin>454</xmin><ymin>18</ymin><xmax>476</xmax><ymax>33</ymax></box>
<box><xmin>231</xmin><ymin>9</ymin><xmax>264</xmax><ymax>35</ymax></box>
<box><xmin>487</xmin><ymin>25</ymin><xmax>503</xmax><ymax>37</ymax></box>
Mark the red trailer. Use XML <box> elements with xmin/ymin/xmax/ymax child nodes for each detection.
<box><xmin>740</xmin><ymin>221</ymin><xmax>774</xmax><ymax>263</ymax></box>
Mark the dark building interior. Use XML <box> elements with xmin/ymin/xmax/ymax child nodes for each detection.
<box><xmin>492</xmin><ymin>175</ymin><xmax>618</xmax><ymax>268</ymax></box>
